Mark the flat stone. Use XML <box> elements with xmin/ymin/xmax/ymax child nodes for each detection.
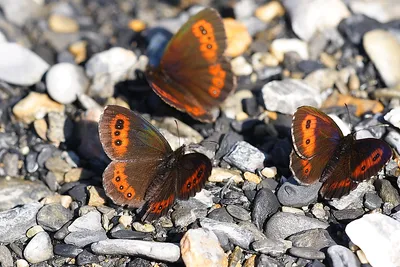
<box><xmin>262</xmin><ymin>79</ymin><xmax>321</xmax><ymax>115</ymax></box>
<box><xmin>23</xmin><ymin>231</ymin><xmax>53</xmax><ymax>263</ymax></box>
<box><xmin>332</xmin><ymin>208</ymin><xmax>365</xmax><ymax>221</ymax></box>
<box><xmin>181</xmin><ymin>228</ymin><xmax>228</xmax><ymax>267</ymax></box>
<box><xmin>288</xmin><ymin>247</ymin><xmax>325</xmax><ymax>260</ymax></box>
<box><xmin>363</xmin><ymin>30</ymin><xmax>400</xmax><ymax>87</ymax></box>
<box><xmin>277</xmin><ymin>181</ymin><xmax>321</xmax><ymax>207</ymax></box>
<box><xmin>91</xmin><ymin>239</ymin><xmax>180</xmax><ymax>263</ymax></box>
<box><xmin>364</xmin><ymin>192</ymin><xmax>383</xmax><ymax>210</ymax></box>
<box><xmin>287</xmin><ymin>228</ymin><xmax>336</xmax><ymax>250</ymax></box>
<box><xmin>207</xmin><ymin>207</ymin><xmax>235</xmax><ymax>223</ymax></box>
<box><xmin>0</xmin><ymin>43</ymin><xmax>49</xmax><ymax>86</ymax></box>
<box><xmin>252</xmin><ymin>238</ymin><xmax>289</xmax><ymax>256</ymax></box>
<box><xmin>226</xmin><ymin>205</ymin><xmax>251</xmax><ymax>221</ymax></box>
<box><xmin>54</xmin><ymin>244</ymin><xmax>83</xmax><ymax>257</ymax></box>
<box><xmin>265</xmin><ymin>212</ymin><xmax>329</xmax><ymax>240</ymax></box>
<box><xmin>223</xmin><ymin>141</ymin><xmax>269</xmax><ymax>172</ymax></box>
<box><xmin>252</xmin><ymin>188</ymin><xmax>280</xmax><ymax>229</ymax></box>
<box><xmin>37</xmin><ymin>203</ymin><xmax>73</xmax><ymax>231</ymax></box>
<box><xmin>346</xmin><ymin>213</ymin><xmax>400</xmax><ymax>267</ymax></box>
<box><xmin>64</xmin><ymin>230</ymin><xmax>107</xmax><ymax>248</ymax></box>
<box><xmin>0</xmin><ymin>202</ymin><xmax>42</xmax><ymax>243</ymax></box>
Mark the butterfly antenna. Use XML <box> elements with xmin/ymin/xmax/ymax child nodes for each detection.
<box><xmin>345</xmin><ymin>103</ymin><xmax>352</xmax><ymax>129</ymax></box>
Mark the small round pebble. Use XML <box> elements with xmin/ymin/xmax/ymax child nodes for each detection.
<box><xmin>226</xmin><ymin>205</ymin><xmax>251</xmax><ymax>221</ymax></box>
<box><xmin>23</xmin><ymin>231</ymin><xmax>54</xmax><ymax>263</ymax></box>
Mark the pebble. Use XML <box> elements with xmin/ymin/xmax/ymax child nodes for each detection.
<box><xmin>277</xmin><ymin>181</ymin><xmax>321</xmax><ymax>207</ymax></box>
<box><xmin>87</xmin><ymin>186</ymin><xmax>106</xmax><ymax>207</ymax></box>
<box><xmin>243</xmin><ymin>172</ymin><xmax>261</xmax><ymax>184</ymax></box>
<box><xmin>384</xmin><ymin>107</ymin><xmax>400</xmax><ymax>130</ymax></box>
<box><xmin>200</xmin><ymin>218</ymin><xmax>255</xmax><ymax>249</ymax></box>
<box><xmin>110</xmin><ymin>230</ymin><xmax>150</xmax><ymax>240</ymax></box>
<box><xmin>54</xmin><ymin>244</ymin><xmax>83</xmax><ymax>257</ymax></box>
<box><xmin>76</xmin><ymin>249</ymin><xmax>100</xmax><ymax>265</ymax></box>
<box><xmin>23</xmin><ymin>231</ymin><xmax>54</xmax><ymax>263</ymax></box>
<box><xmin>37</xmin><ymin>203</ymin><xmax>73</xmax><ymax>231</ymax></box>
<box><xmin>363</xmin><ymin>30</ymin><xmax>400</xmax><ymax>87</ymax></box>
<box><xmin>256</xmin><ymin>254</ymin><xmax>282</xmax><ymax>267</ymax></box>
<box><xmin>0</xmin><ymin>179</ymin><xmax>51</xmax><ymax>211</ymax></box>
<box><xmin>0</xmin><ymin>43</ymin><xmax>49</xmax><ymax>86</ymax></box>
<box><xmin>132</xmin><ymin>222</ymin><xmax>155</xmax><ymax>233</ymax></box>
<box><xmin>265</xmin><ymin>212</ymin><xmax>329</xmax><ymax>240</ymax></box>
<box><xmin>252</xmin><ymin>188</ymin><xmax>280</xmax><ymax>229</ymax></box>
<box><xmin>26</xmin><ymin>225</ymin><xmax>44</xmax><ymax>238</ymax></box>
<box><xmin>375</xmin><ymin>179</ymin><xmax>400</xmax><ymax>206</ymax></box>
<box><xmin>348</xmin><ymin>0</ymin><xmax>400</xmax><ymax>23</ymax></box>
<box><xmin>181</xmin><ymin>228</ymin><xmax>228</xmax><ymax>267</ymax></box>
<box><xmin>338</xmin><ymin>14</ymin><xmax>382</xmax><ymax>46</ymax></box>
<box><xmin>346</xmin><ymin>213</ymin><xmax>400</xmax><ymax>267</ymax></box>
<box><xmin>288</xmin><ymin>247</ymin><xmax>325</xmax><ymax>260</ymax></box>
<box><xmin>332</xmin><ymin>208</ymin><xmax>365</xmax><ymax>221</ymax></box>
<box><xmin>311</xmin><ymin>203</ymin><xmax>327</xmax><ymax>220</ymax></box>
<box><xmin>255</xmin><ymin>1</ymin><xmax>285</xmax><ymax>22</ymax></box>
<box><xmin>252</xmin><ymin>238</ymin><xmax>289</xmax><ymax>256</ymax></box>
<box><xmin>48</xmin><ymin>14</ymin><xmax>79</xmax><ymax>33</ymax></box>
<box><xmin>327</xmin><ymin>245</ymin><xmax>361</xmax><ymax>267</ymax></box>
<box><xmin>0</xmin><ymin>245</ymin><xmax>13</xmax><ymax>267</ymax></box>
<box><xmin>281</xmin><ymin>206</ymin><xmax>305</xmax><ymax>215</ymax></box>
<box><xmin>226</xmin><ymin>205</ymin><xmax>251</xmax><ymax>221</ymax></box>
<box><xmin>45</xmin><ymin>156</ymin><xmax>72</xmax><ymax>173</ymax></box>
<box><xmin>85</xmin><ymin>47</ymin><xmax>138</xmax><ymax>97</ymax></box>
<box><xmin>262</xmin><ymin>79</ymin><xmax>321</xmax><ymax>115</ymax></box>
<box><xmin>91</xmin><ymin>239</ymin><xmax>180</xmax><ymax>263</ymax></box>
<box><xmin>287</xmin><ymin>228</ymin><xmax>336</xmax><ymax>250</ymax></box>
<box><xmin>260</xmin><ymin>167</ymin><xmax>277</xmax><ymax>178</ymax></box>
<box><xmin>208</xmin><ymin>207</ymin><xmax>234</xmax><ymax>223</ymax></box>
<box><xmin>329</xmin><ymin>182</ymin><xmax>374</xmax><ymax>210</ymax></box>
<box><xmin>270</xmin><ymin>38</ymin><xmax>309</xmax><ymax>62</ymax></box>
<box><xmin>282</xmin><ymin>0</ymin><xmax>350</xmax><ymax>41</ymax></box>
<box><xmin>12</xmin><ymin>92</ymin><xmax>65</xmax><ymax>124</ymax></box>
<box><xmin>15</xmin><ymin>259</ymin><xmax>29</xmax><ymax>267</ymax></box>
<box><xmin>2</xmin><ymin>153</ymin><xmax>18</xmax><ymax>177</ymax></box>
<box><xmin>46</xmin><ymin>63</ymin><xmax>89</xmax><ymax>104</ymax></box>
<box><xmin>223</xmin><ymin>141</ymin><xmax>268</xmax><ymax>172</ymax></box>
<box><xmin>223</xmin><ymin>18</ymin><xmax>251</xmax><ymax>57</ymax></box>
<box><xmin>364</xmin><ymin>192</ymin><xmax>383</xmax><ymax>210</ymax></box>
<box><xmin>231</xmin><ymin>56</ymin><xmax>253</xmax><ymax>76</ymax></box>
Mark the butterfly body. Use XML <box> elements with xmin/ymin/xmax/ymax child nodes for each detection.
<box><xmin>145</xmin><ymin>8</ymin><xmax>236</xmax><ymax>122</ymax></box>
<box><xmin>290</xmin><ymin>106</ymin><xmax>392</xmax><ymax>199</ymax></box>
<box><xmin>98</xmin><ymin>105</ymin><xmax>212</xmax><ymax>221</ymax></box>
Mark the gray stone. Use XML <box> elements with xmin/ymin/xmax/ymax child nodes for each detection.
<box><xmin>287</xmin><ymin>228</ymin><xmax>336</xmax><ymax>250</ymax></box>
<box><xmin>91</xmin><ymin>239</ymin><xmax>180</xmax><ymax>263</ymax></box>
<box><xmin>0</xmin><ymin>179</ymin><xmax>52</xmax><ymax>211</ymax></box>
<box><xmin>256</xmin><ymin>254</ymin><xmax>284</xmax><ymax>267</ymax></box>
<box><xmin>348</xmin><ymin>0</ymin><xmax>400</xmax><ymax>23</ymax></box>
<box><xmin>37</xmin><ymin>203</ymin><xmax>73</xmax><ymax>231</ymax></box>
<box><xmin>0</xmin><ymin>43</ymin><xmax>49</xmax><ymax>86</ymax></box>
<box><xmin>0</xmin><ymin>0</ymin><xmax>43</xmax><ymax>26</ymax></box>
<box><xmin>207</xmin><ymin>207</ymin><xmax>234</xmax><ymax>223</ymax></box>
<box><xmin>0</xmin><ymin>245</ymin><xmax>13</xmax><ymax>267</ymax></box>
<box><xmin>2</xmin><ymin>153</ymin><xmax>18</xmax><ymax>177</ymax></box>
<box><xmin>282</xmin><ymin>0</ymin><xmax>350</xmax><ymax>41</ymax></box>
<box><xmin>200</xmin><ymin>218</ymin><xmax>255</xmax><ymax>249</ymax></box>
<box><xmin>46</xmin><ymin>63</ymin><xmax>89</xmax><ymax>104</ymax></box>
<box><xmin>375</xmin><ymin>179</ymin><xmax>400</xmax><ymax>206</ymax></box>
<box><xmin>329</xmin><ymin>182</ymin><xmax>374</xmax><ymax>210</ymax></box>
<box><xmin>226</xmin><ymin>205</ymin><xmax>251</xmax><ymax>221</ymax></box>
<box><xmin>277</xmin><ymin>182</ymin><xmax>321</xmax><ymax>207</ymax></box>
<box><xmin>23</xmin><ymin>231</ymin><xmax>54</xmax><ymax>263</ymax></box>
<box><xmin>327</xmin><ymin>245</ymin><xmax>360</xmax><ymax>267</ymax></box>
<box><xmin>288</xmin><ymin>247</ymin><xmax>325</xmax><ymax>260</ymax></box>
<box><xmin>345</xmin><ymin>213</ymin><xmax>400</xmax><ymax>267</ymax></box>
<box><xmin>262</xmin><ymin>79</ymin><xmax>321</xmax><ymax>115</ymax></box>
<box><xmin>332</xmin><ymin>208</ymin><xmax>364</xmax><ymax>221</ymax></box>
<box><xmin>265</xmin><ymin>212</ymin><xmax>329</xmax><ymax>240</ymax></box>
<box><xmin>363</xmin><ymin>30</ymin><xmax>400</xmax><ymax>88</ymax></box>
<box><xmin>252</xmin><ymin>238</ymin><xmax>289</xmax><ymax>256</ymax></box>
<box><xmin>171</xmin><ymin>207</ymin><xmax>207</xmax><ymax>228</ymax></box>
<box><xmin>64</xmin><ymin>230</ymin><xmax>108</xmax><ymax>248</ymax></box>
<box><xmin>364</xmin><ymin>192</ymin><xmax>383</xmax><ymax>210</ymax></box>
<box><xmin>252</xmin><ymin>188</ymin><xmax>280</xmax><ymax>229</ymax></box>
<box><xmin>0</xmin><ymin>202</ymin><xmax>42</xmax><ymax>243</ymax></box>
<box><xmin>223</xmin><ymin>141</ymin><xmax>269</xmax><ymax>172</ymax></box>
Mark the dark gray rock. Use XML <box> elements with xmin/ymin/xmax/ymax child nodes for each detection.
<box><xmin>54</xmin><ymin>244</ymin><xmax>83</xmax><ymax>257</ymax></box>
<box><xmin>252</xmin><ymin>238</ymin><xmax>288</xmax><ymax>256</ymax></box>
<box><xmin>332</xmin><ymin>208</ymin><xmax>364</xmax><ymax>221</ymax></box>
<box><xmin>364</xmin><ymin>192</ymin><xmax>383</xmax><ymax>210</ymax></box>
<box><xmin>171</xmin><ymin>207</ymin><xmax>207</xmax><ymax>228</ymax></box>
<box><xmin>25</xmin><ymin>151</ymin><xmax>38</xmax><ymax>173</ymax></box>
<box><xmin>288</xmin><ymin>247</ymin><xmax>325</xmax><ymax>260</ymax></box>
<box><xmin>265</xmin><ymin>212</ymin><xmax>329</xmax><ymax>240</ymax></box>
<box><xmin>64</xmin><ymin>230</ymin><xmax>108</xmax><ymax>248</ymax></box>
<box><xmin>338</xmin><ymin>14</ymin><xmax>382</xmax><ymax>45</ymax></box>
<box><xmin>207</xmin><ymin>207</ymin><xmax>234</xmax><ymax>223</ymax></box>
<box><xmin>375</xmin><ymin>179</ymin><xmax>400</xmax><ymax>206</ymax></box>
<box><xmin>277</xmin><ymin>181</ymin><xmax>321</xmax><ymax>207</ymax></box>
<box><xmin>256</xmin><ymin>254</ymin><xmax>284</xmax><ymax>267</ymax></box>
<box><xmin>54</xmin><ymin>221</ymin><xmax>71</xmax><ymax>240</ymax></box>
<box><xmin>37</xmin><ymin>203</ymin><xmax>73</xmax><ymax>231</ymax></box>
<box><xmin>110</xmin><ymin>230</ymin><xmax>151</xmax><ymax>240</ymax></box>
<box><xmin>226</xmin><ymin>205</ymin><xmax>251</xmax><ymax>221</ymax></box>
<box><xmin>287</xmin><ymin>228</ymin><xmax>336</xmax><ymax>250</ymax></box>
<box><xmin>0</xmin><ymin>202</ymin><xmax>42</xmax><ymax>243</ymax></box>
<box><xmin>327</xmin><ymin>245</ymin><xmax>361</xmax><ymax>267</ymax></box>
<box><xmin>252</xmin><ymin>188</ymin><xmax>280</xmax><ymax>229</ymax></box>
<box><xmin>76</xmin><ymin>249</ymin><xmax>100</xmax><ymax>265</ymax></box>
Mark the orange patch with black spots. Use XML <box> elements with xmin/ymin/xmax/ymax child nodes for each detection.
<box><xmin>149</xmin><ymin>194</ymin><xmax>174</xmax><ymax>214</ymax></box>
<box><xmin>208</xmin><ymin>63</ymin><xmax>226</xmax><ymax>98</ymax></box>
<box><xmin>299</xmin><ymin>115</ymin><xmax>317</xmax><ymax>156</ymax></box>
<box><xmin>192</xmin><ymin>19</ymin><xmax>218</xmax><ymax>63</ymax></box>
<box><xmin>109</xmin><ymin>114</ymin><xmax>131</xmax><ymax>157</ymax></box>
<box><xmin>113</xmin><ymin>162</ymin><xmax>136</xmax><ymax>200</ymax></box>
<box><xmin>352</xmin><ymin>148</ymin><xmax>384</xmax><ymax>178</ymax></box>
<box><xmin>180</xmin><ymin>164</ymin><xmax>207</xmax><ymax>195</ymax></box>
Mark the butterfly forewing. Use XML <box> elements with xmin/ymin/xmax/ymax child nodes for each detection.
<box><xmin>99</xmin><ymin>105</ymin><xmax>172</xmax><ymax>161</ymax></box>
<box><xmin>291</xmin><ymin>106</ymin><xmax>343</xmax><ymax>159</ymax></box>
<box><xmin>290</xmin><ymin>150</ymin><xmax>331</xmax><ymax>185</ymax></box>
<box><xmin>350</xmin><ymin>138</ymin><xmax>392</xmax><ymax>182</ymax></box>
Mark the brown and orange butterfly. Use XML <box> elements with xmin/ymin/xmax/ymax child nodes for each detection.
<box><xmin>145</xmin><ymin>7</ymin><xmax>236</xmax><ymax>122</ymax></box>
<box><xmin>290</xmin><ymin>106</ymin><xmax>392</xmax><ymax>199</ymax></box>
<box><xmin>98</xmin><ymin>105</ymin><xmax>212</xmax><ymax>221</ymax></box>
